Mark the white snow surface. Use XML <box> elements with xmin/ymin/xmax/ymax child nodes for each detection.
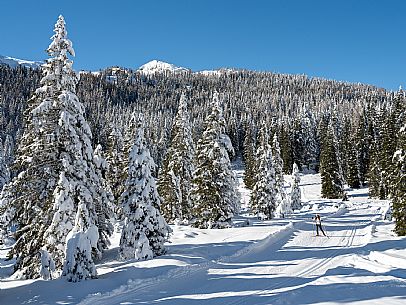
<box><xmin>0</xmin><ymin>55</ymin><xmax>42</xmax><ymax>69</ymax></box>
<box><xmin>1</xmin><ymin>166</ymin><xmax>406</xmax><ymax>304</ymax></box>
<box><xmin>138</xmin><ymin>60</ymin><xmax>190</xmax><ymax>75</ymax></box>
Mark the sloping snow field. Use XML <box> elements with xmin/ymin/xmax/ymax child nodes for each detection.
<box><xmin>1</xmin><ymin>166</ymin><xmax>405</xmax><ymax>305</ymax></box>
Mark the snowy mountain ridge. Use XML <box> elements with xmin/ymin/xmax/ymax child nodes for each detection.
<box><xmin>0</xmin><ymin>55</ymin><xmax>42</xmax><ymax>69</ymax></box>
<box><xmin>137</xmin><ymin>60</ymin><xmax>238</xmax><ymax>76</ymax></box>
<box><xmin>137</xmin><ymin>60</ymin><xmax>190</xmax><ymax>75</ymax></box>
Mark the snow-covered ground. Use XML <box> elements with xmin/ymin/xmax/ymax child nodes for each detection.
<box><xmin>1</xmin><ymin>169</ymin><xmax>405</xmax><ymax>305</ymax></box>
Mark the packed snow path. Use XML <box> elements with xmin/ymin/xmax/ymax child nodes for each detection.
<box><xmin>2</xmin><ymin>173</ymin><xmax>405</xmax><ymax>305</ymax></box>
<box><xmin>81</xmin><ymin>201</ymin><xmax>406</xmax><ymax>305</ymax></box>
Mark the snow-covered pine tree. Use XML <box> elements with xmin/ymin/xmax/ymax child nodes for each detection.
<box><xmin>290</xmin><ymin>163</ymin><xmax>302</xmax><ymax>211</ymax></box>
<box><xmin>379</xmin><ymin>108</ymin><xmax>397</xmax><ymax>198</ymax></box>
<box><xmin>62</xmin><ymin>198</ymin><xmax>99</xmax><ymax>282</ymax></box>
<box><xmin>191</xmin><ymin>92</ymin><xmax>240</xmax><ymax>228</ymax></box>
<box><xmin>320</xmin><ymin>120</ymin><xmax>344</xmax><ymax>199</ymax></box>
<box><xmin>242</xmin><ymin>123</ymin><xmax>257</xmax><ymax>189</ymax></box>
<box><xmin>346</xmin><ymin>128</ymin><xmax>361</xmax><ymax>189</ymax></box>
<box><xmin>1</xmin><ymin>15</ymin><xmax>105</xmax><ymax>278</ymax></box>
<box><xmin>295</xmin><ymin>105</ymin><xmax>318</xmax><ymax>170</ymax></box>
<box><xmin>392</xmin><ymin>90</ymin><xmax>406</xmax><ymax>235</ymax></box>
<box><xmin>354</xmin><ymin>111</ymin><xmax>370</xmax><ymax>186</ymax></box>
<box><xmin>106</xmin><ymin>125</ymin><xmax>126</xmax><ymax>209</ymax></box>
<box><xmin>43</xmin><ymin>15</ymin><xmax>109</xmax><ymax>275</ymax></box>
<box><xmin>0</xmin><ymin>15</ymin><xmax>76</xmax><ymax>278</ymax></box>
<box><xmin>250</xmin><ymin>126</ymin><xmax>277</xmax><ymax>219</ymax></box>
<box><xmin>367</xmin><ymin>106</ymin><xmax>395</xmax><ymax>199</ymax></box>
<box><xmin>279</xmin><ymin>120</ymin><xmax>294</xmax><ymax>173</ymax></box>
<box><xmin>39</xmin><ymin>247</ymin><xmax>56</xmax><ymax>280</ymax></box>
<box><xmin>216</xmin><ymin>94</ymin><xmax>240</xmax><ymax>214</ymax></box>
<box><xmin>93</xmin><ymin>144</ymin><xmax>114</xmax><ymax>253</ymax></box>
<box><xmin>43</xmin><ymin>171</ymin><xmax>75</xmax><ymax>272</ymax></box>
<box><xmin>119</xmin><ymin>113</ymin><xmax>170</xmax><ymax>260</ymax></box>
<box><xmin>158</xmin><ymin>92</ymin><xmax>195</xmax><ymax>224</ymax></box>
<box><xmin>273</xmin><ymin>134</ymin><xmax>291</xmax><ymax>217</ymax></box>
<box><xmin>0</xmin><ymin>139</ymin><xmax>10</xmax><ymax>191</ymax></box>
<box><xmin>368</xmin><ymin>134</ymin><xmax>383</xmax><ymax>198</ymax></box>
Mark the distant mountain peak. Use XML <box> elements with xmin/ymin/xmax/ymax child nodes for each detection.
<box><xmin>137</xmin><ymin>60</ymin><xmax>190</xmax><ymax>75</ymax></box>
<box><xmin>0</xmin><ymin>55</ymin><xmax>42</xmax><ymax>69</ymax></box>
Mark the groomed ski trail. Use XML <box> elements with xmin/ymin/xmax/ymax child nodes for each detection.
<box><xmin>80</xmin><ymin>204</ymin><xmax>386</xmax><ymax>305</ymax></box>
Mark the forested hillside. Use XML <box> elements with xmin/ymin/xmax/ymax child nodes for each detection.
<box><xmin>1</xmin><ymin>61</ymin><xmax>404</xmax><ymax>196</ymax></box>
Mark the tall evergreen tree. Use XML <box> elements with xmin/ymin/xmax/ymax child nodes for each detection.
<box><xmin>273</xmin><ymin>134</ymin><xmax>291</xmax><ymax>217</ymax></box>
<box><xmin>93</xmin><ymin>144</ymin><xmax>114</xmax><ymax>253</ymax></box>
<box><xmin>346</xmin><ymin>130</ymin><xmax>361</xmax><ymax>189</ymax></box>
<box><xmin>0</xmin><ymin>139</ymin><xmax>10</xmax><ymax>191</ymax></box>
<box><xmin>380</xmin><ymin>108</ymin><xmax>397</xmax><ymax>198</ymax></box>
<box><xmin>279</xmin><ymin>120</ymin><xmax>293</xmax><ymax>173</ymax></box>
<box><xmin>158</xmin><ymin>93</ymin><xmax>195</xmax><ymax>224</ymax></box>
<box><xmin>368</xmin><ymin>134</ymin><xmax>384</xmax><ymax>198</ymax></box>
<box><xmin>392</xmin><ymin>125</ymin><xmax>406</xmax><ymax>235</ymax></box>
<box><xmin>354</xmin><ymin>111</ymin><xmax>369</xmax><ymax>186</ymax></box>
<box><xmin>62</xmin><ymin>198</ymin><xmax>99</xmax><ymax>282</ymax></box>
<box><xmin>290</xmin><ymin>163</ymin><xmax>302</xmax><ymax>211</ymax></box>
<box><xmin>392</xmin><ymin>90</ymin><xmax>406</xmax><ymax>235</ymax></box>
<box><xmin>106</xmin><ymin>126</ymin><xmax>125</xmax><ymax>210</ymax></box>
<box><xmin>250</xmin><ymin>127</ymin><xmax>277</xmax><ymax>219</ymax></box>
<box><xmin>191</xmin><ymin>92</ymin><xmax>240</xmax><ymax>228</ymax></box>
<box><xmin>320</xmin><ymin>120</ymin><xmax>344</xmax><ymax>199</ymax></box>
<box><xmin>242</xmin><ymin>123</ymin><xmax>256</xmax><ymax>189</ymax></box>
<box><xmin>119</xmin><ymin>113</ymin><xmax>170</xmax><ymax>260</ymax></box>
<box><xmin>1</xmin><ymin>16</ymin><xmax>104</xmax><ymax>278</ymax></box>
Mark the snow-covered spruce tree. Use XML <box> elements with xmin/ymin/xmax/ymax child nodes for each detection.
<box><xmin>0</xmin><ymin>16</ymin><xmax>106</xmax><ymax>278</ymax></box>
<box><xmin>346</xmin><ymin>134</ymin><xmax>361</xmax><ymax>189</ymax></box>
<box><xmin>43</xmin><ymin>16</ymin><xmax>110</xmax><ymax>273</ymax></box>
<box><xmin>392</xmin><ymin>131</ymin><xmax>406</xmax><ymax>235</ymax></box>
<box><xmin>290</xmin><ymin>163</ymin><xmax>302</xmax><ymax>211</ymax></box>
<box><xmin>93</xmin><ymin>144</ymin><xmax>114</xmax><ymax>252</ymax></box>
<box><xmin>62</xmin><ymin>197</ymin><xmax>99</xmax><ymax>282</ymax></box>
<box><xmin>106</xmin><ymin>125</ymin><xmax>125</xmax><ymax>209</ymax></box>
<box><xmin>392</xmin><ymin>90</ymin><xmax>406</xmax><ymax>235</ymax></box>
<box><xmin>243</xmin><ymin>124</ymin><xmax>257</xmax><ymax>189</ymax></box>
<box><xmin>320</xmin><ymin>120</ymin><xmax>344</xmax><ymax>199</ymax></box>
<box><xmin>379</xmin><ymin>109</ymin><xmax>397</xmax><ymax>198</ymax></box>
<box><xmin>216</xmin><ymin>92</ymin><xmax>240</xmax><ymax>214</ymax></box>
<box><xmin>39</xmin><ymin>247</ymin><xmax>56</xmax><ymax>280</ymax></box>
<box><xmin>158</xmin><ymin>92</ymin><xmax>195</xmax><ymax>224</ymax></box>
<box><xmin>191</xmin><ymin>92</ymin><xmax>240</xmax><ymax>228</ymax></box>
<box><xmin>250</xmin><ymin>127</ymin><xmax>277</xmax><ymax>219</ymax></box>
<box><xmin>119</xmin><ymin>113</ymin><xmax>170</xmax><ymax>260</ymax></box>
<box><xmin>279</xmin><ymin>121</ymin><xmax>294</xmax><ymax>173</ymax></box>
<box><xmin>43</xmin><ymin>171</ymin><xmax>75</xmax><ymax>272</ymax></box>
<box><xmin>354</xmin><ymin>111</ymin><xmax>370</xmax><ymax>186</ymax></box>
<box><xmin>368</xmin><ymin>134</ymin><xmax>384</xmax><ymax>198</ymax></box>
<box><xmin>273</xmin><ymin>134</ymin><xmax>291</xmax><ymax>217</ymax></box>
<box><xmin>0</xmin><ymin>139</ymin><xmax>10</xmax><ymax>191</ymax></box>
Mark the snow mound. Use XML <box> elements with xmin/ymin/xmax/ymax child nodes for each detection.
<box><xmin>138</xmin><ymin>60</ymin><xmax>189</xmax><ymax>75</ymax></box>
<box><xmin>0</xmin><ymin>55</ymin><xmax>42</xmax><ymax>69</ymax></box>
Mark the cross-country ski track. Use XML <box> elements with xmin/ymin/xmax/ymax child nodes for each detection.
<box><xmin>1</xmin><ymin>173</ymin><xmax>406</xmax><ymax>305</ymax></box>
<box><xmin>79</xmin><ymin>201</ymin><xmax>406</xmax><ymax>305</ymax></box>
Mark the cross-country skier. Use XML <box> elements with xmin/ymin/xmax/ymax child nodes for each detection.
<box><xmin>314</xmin><ymin>214</ymin><xmax>327</xmax><ymax>236</ymax></box>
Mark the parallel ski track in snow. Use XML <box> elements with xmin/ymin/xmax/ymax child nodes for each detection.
<box><xmin>81</xmin><ymin>209</ymin><xmax>374</xmax><ymax>305</ymax></box>
<box><xmin>227</xmin><ymin>220</ymin><xmax>362</xmax><ymax>305</ymax></box>
<box><xmin>79</xmin><ymin>223</ymin><xmax>295</xmax><ymax>305</ymax></box>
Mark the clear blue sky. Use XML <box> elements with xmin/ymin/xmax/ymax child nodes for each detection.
<box><xmin>0</xmin><ymin>0</ymin><xmax>404</xmax><ymax>90</ymax></box>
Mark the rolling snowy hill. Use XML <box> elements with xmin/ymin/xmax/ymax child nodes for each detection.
<box><xmin>1</xmin><ymin>169</ymin><xmax>405</xmax><ymax>305</ymax></box>
<box><xmin>0</xmin><ymin>55</ymin><xmax>42</xmax><ymax>69</ymax></box>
